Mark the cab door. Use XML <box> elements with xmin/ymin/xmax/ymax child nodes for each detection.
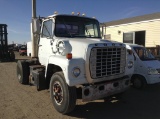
<box><xmin>132</xmin><ymin>47</ymin><xmax>144</xmax><ymax>74</ymax></box>
<box><xmin>38</xmin><ymin>19</ymin><xmax>53</xmax><ymax>65</ymax></box>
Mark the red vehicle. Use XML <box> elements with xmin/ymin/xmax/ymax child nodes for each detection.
<box><xmin>19</xmin><ymin>47</ymin><xmax>27</xmax><ymax>56</ymax></box>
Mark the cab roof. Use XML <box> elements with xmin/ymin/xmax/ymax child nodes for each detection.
<box><xmin>45</xmin><ymin>14</ymin><xmax>98</xmax><ymax>21</ymax></box>
<box><xmin>125</xmin><ymin>43</ymin><xmax>144</xmax><ymax>48</ymax></box>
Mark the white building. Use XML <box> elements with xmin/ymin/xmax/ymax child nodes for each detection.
<box><xmin>101</xmin><ymin>12</ymin><xmax>160</xmax><ymax>48</ymax></box>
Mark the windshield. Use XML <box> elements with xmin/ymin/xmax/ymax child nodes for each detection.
<box><xmin>55</xmin><ymin>16</ymin><xmax>101</xmax><ymax>38</ymax></box>
<box><xmin>133</xmin><ymin>46</ymin><xmax>156</xmax><ymax>61</ymax></box>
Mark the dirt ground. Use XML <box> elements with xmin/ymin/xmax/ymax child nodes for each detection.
<box><xmin>1</xmin><ymin>52</ymin><xmax>160</xmax><ymax>119</ymax></box>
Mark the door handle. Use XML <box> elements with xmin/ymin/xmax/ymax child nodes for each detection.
<box><xmin>38</xmin><ymin>45</ymin><xmax>42</xmax><ymax>47</ymax></box>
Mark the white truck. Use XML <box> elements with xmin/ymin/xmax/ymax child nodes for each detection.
<box><xmin>126</xmin><ymin>43</ymin><xmax>160</xmax><ymax>89</ymax></box>
<box><xmin>17</xmin><ymin>13</ymin><xmax>134</xmax><ymax>114</ymax></box>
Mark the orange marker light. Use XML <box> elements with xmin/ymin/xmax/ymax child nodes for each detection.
<box><xmin>77</xmin><ymin>12</ymin><xmax>80</xmax><ymax>16</ymax></box>
<box><xmin>66</xmin><ymin>53</ymin><xmax>72</xmax><ymax>59</ymax></box>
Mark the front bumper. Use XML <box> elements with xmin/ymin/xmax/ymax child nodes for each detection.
<box><xmin>82</xmin><ymin>76</ymin><xmax>130</xmax><ymax>102</ymax></box>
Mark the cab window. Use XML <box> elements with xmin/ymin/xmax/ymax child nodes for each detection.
<box><xmin>133</xmin><ymin>47</ymin><xmax>156</xmax><ymax>61</ymax></box>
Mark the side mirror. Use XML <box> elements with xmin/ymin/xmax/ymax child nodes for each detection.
<box><xmin>32</xmin><ymin>19</ymin><xmax>40</xmax><ymax>34</ymax></box>
<box><xmin>133</xmin><ymin>53</ymin><xmax>136</xmax><ymax>61</ymax></box>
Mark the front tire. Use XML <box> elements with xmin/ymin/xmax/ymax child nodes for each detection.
<box><xmin>131</xmin><ymin>75</ymin><xmax>147</xmax><ymax>89</ymax></box>
<box><xmin>50</xmin><ymin>72</ymin><xmax>77</xmax><ymax>114</ymax></box>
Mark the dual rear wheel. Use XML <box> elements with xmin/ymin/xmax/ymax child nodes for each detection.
<box><xmin>17</xmin><ymin>60</ymin><xmax>29</xmax><ymax>84</ymax></box>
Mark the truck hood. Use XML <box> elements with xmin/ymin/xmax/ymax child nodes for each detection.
<box><xmin>143</xmin><ymin>60</ymin><xmax>160</xmax><ymax>69</ymax></box>
<box><xmin>57</xmin><ymin>37</ymin><xmax>124</xmax><ymax>58</ymax></box>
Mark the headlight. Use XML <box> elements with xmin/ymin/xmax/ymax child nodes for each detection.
<box><xmin>72</xmin><ymin>67</ymin><xmax>81</xmax><ymax>77</ymax></box>
<box><xmin>148</xmin><ymin>68</ymin><xmax>159</xmax><ymax>75</ymax></box>
<box><xmin>128</xmin><ymin>61</ymin><xmax>133</xmax><ymax>68</ymax></box>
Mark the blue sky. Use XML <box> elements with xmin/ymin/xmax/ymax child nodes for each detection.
<box><xmin>0</xmin><ymin>0</ymin><xmax>160</xmax><ymax>44</ymax></box>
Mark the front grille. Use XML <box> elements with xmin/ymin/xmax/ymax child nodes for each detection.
<box><xmin>89</xmin><ymin>47</ymin><xmax>126</xmax><ymax>79</ymax></box>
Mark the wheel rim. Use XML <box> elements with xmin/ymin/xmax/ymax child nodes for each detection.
<box><xmin>18</xmin><ymin>74</ymin><xmax>21</xmax><ymax>81</ymax></box>
<box><xmin>53</xmin><ymin>81</ymin><xmax>63</xmax><ymax>105</ymax></box>
<box><xmin>133</xmin><ymin>78</ymin><xmax>142</xmax><ymax>88</ymax></box>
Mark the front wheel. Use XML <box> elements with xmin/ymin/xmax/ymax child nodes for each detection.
<box><xmin>131</xmin><ymin>75</ymin><xmax>147</xmax><ymax>89</ymax></box>
<box><xmin>50</xmin><ymin>72</ymin><xmax>77</xmax><ymax>114</ymax></box>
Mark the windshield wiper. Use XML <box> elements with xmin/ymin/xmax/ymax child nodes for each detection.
<box><xmin>71</xmin><ymin>35</ymin><xmax>87</xmax><ymax>38</ymax></box>
<box><xmin>85</xmin><ymin>27</ymin><xmax>91</xmax><ymax>37</ymax></box>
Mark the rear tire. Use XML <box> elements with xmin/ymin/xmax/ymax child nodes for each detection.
<box><xmin>50</xmin><ymin>72</ymin><xmax>77</xmax><ymax>114</ymax></box>
<box><xmin>17</xmin><ymin>60</ymin><xmax>30</xmax><ymax>84</ymax></box>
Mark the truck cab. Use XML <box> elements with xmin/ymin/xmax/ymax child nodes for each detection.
<box><xmin>19</xmin><ymin>46</ymin><xmax>27</xmax><ymax>56</ymax></box>
<box><xmin>126</xmin><ymin>43</ymin><xmax>160</xmax><ymax>89</ymax></box>
<box><xmin>17</xmin><ymin>13</ymin><xmax>134</xmax><ymax>114</ymax></box>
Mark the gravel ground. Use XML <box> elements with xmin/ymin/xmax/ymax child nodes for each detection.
<box><xmin>0</xmin><ymin>52</ymin><xmax>160</xmax><ymax>119</ymax></box>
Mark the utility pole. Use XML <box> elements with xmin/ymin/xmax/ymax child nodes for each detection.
<box><xmin>31</xmin><ymin>0</ymin><xmax>37</xmax><ymax>57</ymax></box>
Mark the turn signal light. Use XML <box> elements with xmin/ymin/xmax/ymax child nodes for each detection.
<box><xmin>66</xmin><ymin>53</ymin><xmax>72</xmax><ymax>59</ymax></box>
